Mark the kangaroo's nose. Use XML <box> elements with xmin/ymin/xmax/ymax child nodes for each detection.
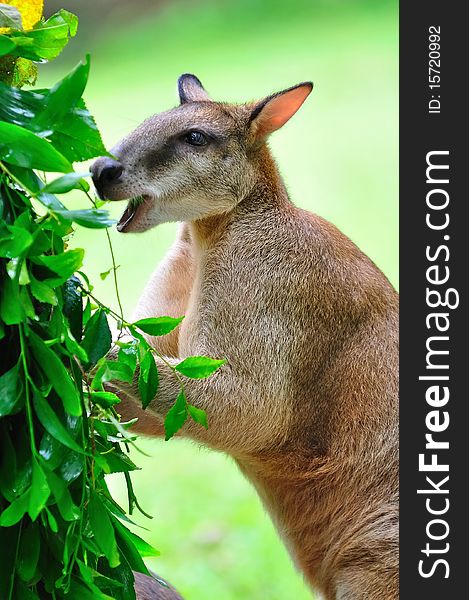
<box><xmin>91</xmin><ymin>157</ymin><xmax>123</xmax><ymax>198</ymax></box>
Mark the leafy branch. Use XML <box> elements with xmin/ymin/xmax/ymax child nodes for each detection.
<box><xmin>0</xmin><ymin>5</ymin><xmax>224</xmax><ymax>599</ymax></box>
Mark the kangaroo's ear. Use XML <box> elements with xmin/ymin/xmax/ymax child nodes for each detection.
<box><xmin>249</xmin><ymin>82</ymin><xmax>313</xmax><ymax>139</ymax></box>
<box><xmin>178</xmin><ymin>74</ymin><xmax>212</xmax><ymax>104</ymax></box>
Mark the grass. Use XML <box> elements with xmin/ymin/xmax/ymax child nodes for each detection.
<box><xmin>40</xmin><ymin>1</ymin><xmax>397</xmax><ymax>598</ymax></box>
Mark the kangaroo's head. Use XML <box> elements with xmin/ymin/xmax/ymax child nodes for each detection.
<box><xmin>91</xmin><ymin>74</ymin><xmax>312</xmax><ymax>233</ymax></box>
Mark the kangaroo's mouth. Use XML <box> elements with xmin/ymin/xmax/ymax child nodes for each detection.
<box><xmin>117</xmin><ymin>195</ymin><xmax>147</xmax><ymax>232</ymax></box>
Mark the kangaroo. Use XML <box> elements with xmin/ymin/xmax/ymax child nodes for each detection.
<box><xmin>91</xmin><ymin>74</ymin><xmax>399</xmax><ymax>600</ymax></box>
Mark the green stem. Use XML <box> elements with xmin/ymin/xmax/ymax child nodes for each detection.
<box><xmin>18</xmin><ymin>324</ymin><xmax>37</xmax><ymax>455</ymax></box>
<box><xmin>83</xmin><ymin>189</ymin><xmax>125</xmax><ymax>331</ymax></box>
<box><xmin>0</xmin><ymin>174</ymin><xmax>18</xmax><ymax>219</ymax></box>
<box><xmin>80</xmin><ymin>286</ymin><xmax>127</xmax><ymax>325</ymax></box>
<box><xmin>7</xmin><ymin>521</ymin><xmax>23</xmax><ymax>600</ymax></box>
<box><xmin>123</xmin><ymin>471</ymin><xmax>153</xmax><ymax>519</ymax></box>
<box><xmin>0</xmin><ymin>161</ymin><xmax>36</xmax><ymax>197</ymax></box>
<box><xmin>0</xmin><ymin>161</ymin><xmax>64</xmax><ymax>225</ymax></box>
<box><xmin>106</xmin><ymin>227</ymin><xmax>124</xmax><ymax>327</ymax></box>
<box><xmin>64</xmin><ymin>365</ymin><xmax>90</xmax><ymax>590</ymax></box>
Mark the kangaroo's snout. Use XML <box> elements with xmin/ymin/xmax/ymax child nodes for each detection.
<box><xmin>91</xmin><ymin>157</ymin><xmax>123</xmax><ymax>199</ymax></box>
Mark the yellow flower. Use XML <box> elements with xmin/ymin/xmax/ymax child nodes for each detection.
<box><xmin>0</xmin><ymin>0</ymin><xmax>44</xmax><ymax>33</ymax></box>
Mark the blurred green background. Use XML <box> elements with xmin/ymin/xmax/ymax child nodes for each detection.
<box><xmin>40</xmin><ymin>1</ymin><xmax>397</xmax><ymax>598</ymax></box>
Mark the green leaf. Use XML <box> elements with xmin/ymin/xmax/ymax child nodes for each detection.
<box><xmin>54</xmin><ymin>8</ymin><xmax>78</xmax><ymax>37</ymax></box>
<box><xmin>0</xmin><ymin>362</ymin><xmax>23</xmax><ymax>416</ymax></box>
<box><xmin>29</xmin><ymin>275</ymin><xmax>57</xmax><ymax>306</ymax></box>
<box><xmin>1</xmin><ymin>163</ymin><xmax>37</xmax><ymax>196</ymax></box>
<box><xmin>0</xmin><ymin>4</ymin><xmax>22</xmax><ymax>29</ymax></box>
<box><xmin>17</xmin><ymin>522</ymin><xmax>40</xmax><ymax>582</ymax></box>
<box><xmin>32</xmin><ymin>56</ymin><xmax>89</xmax><ymax>131</ymax></box>
<box><xmin>100</xmin><ymin>267</ymin><xmax>112</xmax><ymax>280</ymax></box>
<box><xmin>138</xmin><ymin>351</ymin><xmax>158</xmax><ymax>410</ymax></box>
<box><xmin>132</xmin><ymin>316</ymin><xmax>184</xmax><ymax>337</ymax></box>
<box><xmin>0</xmin><ymin>426</ymin><xmax>18</xmax><ymax>502</ymax></box>
<box><xmin>37</xmin><ymin>195</ymin><xmax>67</xmax><ymax>219</ymax></box>
<box><xmin>0</xmin><ymin>83</ymin><xmax>45</xmax><ymax>135</ymax></box>
<box><xmin>88</xmin><ymin>492</ymin><xmax>120</xmax><ymax>569</ymax></box>
<box><xmin>118</xmin><ymin>345</ymin><xmax>137</xmax><ymax>373</ymax></box>
<box><xmin>28</xmin><ymin>459</ymin><xmax>50</xmax><ymax>521</ymax></box>
<box><xmin>64</xmin><ymin>329</ymin><xmax>88</xmax><ymax>363</ymax></box>
<box><xmin>81</xmin><ymin>309</ymin><xmax>111</xmax><ymax>367</ymax></box>
<box><xmin>77</xmin><ymin>559</ymin><xmax>124</xmax><ymax>591</ymax></box>
<box><xmin>112</xmin><ymin>518</ymin><xmax>150</xmax><ymax>576</ymax></box>
<box><xmin>14</xmin><ymin>579</ymin><xmax>40</xmax><ymax>600</ymax></box>
<box><xmin>164</xmin><ymin>390</ymin><xmax>188</xmax><ymax>441</ymax></box>
<box><xmin>90</xmin><ymin>391</ymin><xmax>121</xmax><ymax>409</ymax></box>
<box><xmin>44</xmin><ymin>507</ymin><xmax>58</xmax><ymax>532</ymax></box>
<box><xmin>6</xmin><ymin>256</ymin><xmax>20</xmax><ymax>279</ymax></box>
<box><xmin>62</xmin><ymin>275</ymin><xmax>83</xmax><ymax>340</ymax></box>
<box><xmin>19</xmin><ymin>286</ymin><xmax>36</xmax><ymax>320</ymax></box>
<box><xmin>94</xmin><ymin>444</ymin><xmax>139</xmax><ymax>474</ymax></box>
<box><xmin>0</xmin><ymin>224</ymin><xmax>33</xmax><ymax>258</ymax></box>
<box><xmin>188</xmin><ymin>404</ymin><xmax>208</xmax><ymax>429</ymax></box>
<box><xmin>98</xmin><ymin>552</ymin><xmax>136</xmax><ymax>600</ymax></box>
<box><xmin>58</xmin><ymin>450</ymin><xmax>83</xmax><ymax>485</ymax></box>
<box><xmin>92</xmin><ymin>360</ymin><xmax>134</xmax><ymax>389</ymax></box>
<box><xmin>48</xmin><ymin>97</ymin><xmax>109</xmax><ymax>162</ymax></box>
<box><xmin>50</xmin><ymin>100</ymin><xmax>109</xmax><ymax>162</ymax></box>
<box><xmin>83</xmin><ymin>297</ymin><xmax>92</xmax><ymax>327</ymax></box>
<box><xmin>0</xmin><ymin>274</ymin><xmax>24</xmax><ymax>324</ymax></box>
<box><xmin>0</xmin><ymin>490</ymin><xmax>29</xmax><ymax>527</ymax></box>
<box><xmin>0</xmin><ymin>526</ymin><xmax>20</xmax><ymax>598</ymax></box>
<box><xmin>38</xmin><ymin>432</ymin><xmax>65</xmax><ymax>470</ymax></box>
<box><xmin>72</xmin><ymin>576</ymin><xmax>116</xmax><ymax>600</ymax></box>
<box><xmin>18</xmin><ymin>260</ymin><xmax>30</xmax><ymax>285</ymax></box>
<box><xmin>0</xmin><ymin>122</ymin><xmax>72</xmax><ymax>172</ymax></box>
<box><xmin>34</xmin><ymin>248</ymin><xmax>84</xmax><ymax>284</ymax></box>
<box><xmin>0</xmin><ymin>81</ymin><xmax>108</xmax><ymax>162</ymax></box>
<box><xmin>32</xmin><ymin>389</ymin><xmax>84</xmax><ymax>453</ymax></box>
<box><xmin>55</xmin><ymin>208</ymin><xmax>115</xmax><ymax>229</ymax></box>
<box><xmin>66</xmin><ymin>577</ymin><xmax>110</xmax><ymax>600</ymax></box>
<box><xmin>175</xmin><ymin>356</ymin><xmax>226</xmax><ymax>379</ymax></box>
<box><xmin>0</xmin><ymin>34</ymin><xmax>16</xmax><ymax>57</ymax></box>
<box><xmin>113</xmin><ymin>522</ymin><xmax>159</xmax><ymax>557</ymax></box>
<box><xmin>42</xmin><ymin>172</ymin><xmax>90</xmax><ymax>194</ymax></box>
<box><xmin>28</xmin><ymin>329</ymin><xmax>82</xmax><ymax>416</ymax></box>
<box><xmin>45</xmin><ymin>468</ymin><xmax>80</xmax><ymax>522</ymax></box>
<box><xmin>8</xmin><ymin>10</ymin><xmax>78</xmax><ymax>62</ymax></box>
<box><xmin>2</xmin><ymin>426</ymin><xmax>31</xmax><ymax>500</ymax></box>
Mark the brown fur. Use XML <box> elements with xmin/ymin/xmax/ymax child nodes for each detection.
<box><xmin>133</xmin><ymin>572</ymin><xmax>183</xmax><ymax>600</ymax></box>
<box><xmin>92</xmin><ymin>75</ymin><xmax>398</xmax><ymax>600</ymax></box>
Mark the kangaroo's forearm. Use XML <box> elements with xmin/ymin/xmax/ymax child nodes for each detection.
<box><xmin>107</xmin><ymin>382</ymin><xmax>166</xmax><ymax>437</ymax></box>
<box><xmin>108</xmin><ymin>355</ymin><xmax>286</xmax><ymax>453</ymax></box>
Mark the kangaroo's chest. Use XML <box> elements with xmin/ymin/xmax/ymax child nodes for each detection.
<box><xmin>177</xmin><ymin>238</ymin><xmax>317</xmax><ymax>371</ymax></box>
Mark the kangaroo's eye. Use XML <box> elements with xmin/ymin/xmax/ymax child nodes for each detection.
<box><xmin>184</xmin><ymin>131</ymin><xmax>207</xmax><ymax>146</ymax></box>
